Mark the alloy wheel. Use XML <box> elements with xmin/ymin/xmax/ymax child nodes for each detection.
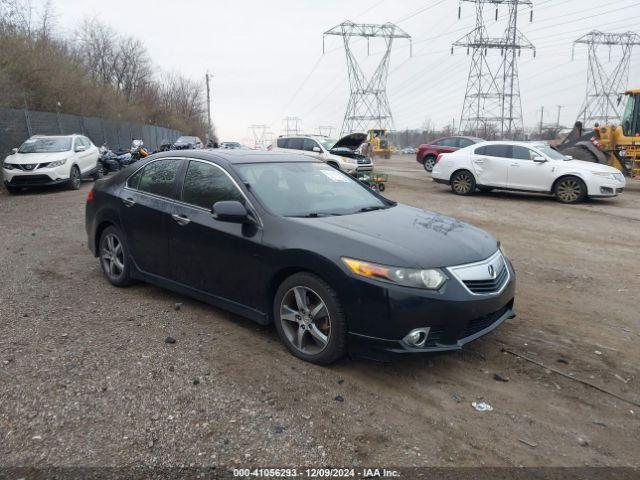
<box><xmin>452</xmin><ymin>172</ymin><xmax>473</xmax><ymax>194</ymax></box>
<box><xmin>423</xmin><ymin>157</ymin><xmax>435</xmax><ymax>172</ymax></box>
<box><xmin>101</xmin><ymin>233</ymin><xmax>125</xmax><ymax>280</ymax></box>
<box><xmin>279</xmin><ymin>286</ymin><xmax>331</xmax><ymax>355</ymax></box>
<box><xmin>556</xmin><ymin>178</ymin><xmax>582</xmax><ymax>203</ymax></box>
<box><xmin>71</xmin><ymin>167</ymin><xmax>81</xmax><ymax>189</ymax></box>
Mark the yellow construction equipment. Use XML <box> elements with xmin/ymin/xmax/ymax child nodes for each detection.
<box><xmin>366</xmin><ymin>129</ymin><xmax>393</xmax><ymax>159</ymax></box>
<box><xmin>559</xmin><ymin>89</ymin><xmax>640</xmax><ymax>177</ymax></box>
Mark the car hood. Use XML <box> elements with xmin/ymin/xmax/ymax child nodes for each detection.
<box><xmin>331</xmin><ymin>132</ymin><xmax>367</xmax><ymax>151</ymax></box>
<box><xmin>560</xmin><ymin>159</ymin><xmax>620</xmax><ymax>173</ymax></box>
<box><xmin>291</xmin><ymin>204</ymin><xmax>498</xmax><ymax>268</ymax></box>
<box><xmin>5</xmin><ymin>151</ymin><xmax>70</xmax><ymax>164</ymax></box>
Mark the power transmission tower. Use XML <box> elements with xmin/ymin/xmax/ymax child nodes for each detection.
<box><xmin>573</xmin><ymin>31</ymin><xmax>640</xmax><ymax>127</ymax></box>
<box><xmin>249</xmin><ymin>124</ymin><xmax>267</xmax><ymax>149</ymax></box>
<box><xmin>316</xmin><ymin>125</ymin><xmax>335</xmax><ymax>137</ymax></box>
<box><xmin>283</xmin><ymin>116</ymin><xmax>303</xmax><ymax>135</ymax></box>
<box><xmin>323</xmin><ymin>21</ymin><xmax>412</xmax><ymax>136</ymax></box>
<box><xmin>453</xmin><ymin>1</ymin><xmax>535</xmax><ymax>139</ymax></box>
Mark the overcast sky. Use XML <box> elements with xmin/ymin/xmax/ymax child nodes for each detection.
<box><xmin>55</xmin><ymin>0</ymin><xmax>639</xmax><ymax>144</ymax></box>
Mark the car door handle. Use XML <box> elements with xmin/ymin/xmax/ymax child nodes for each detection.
<box><xmin>171</xmin><ymin>214</ymin><xmax>191</xmax><ymax>226</ymax></box>
<box><xmin>122</xmin><ymin>197</ymin><xmax>136</xmax><ymax>207</ymax></box>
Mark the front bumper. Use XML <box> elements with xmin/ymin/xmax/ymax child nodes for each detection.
<box><xmin>343</xmin><ymin>258</ymin><xmax>517</xmax><ymax>360</ymax></box>
<box><xmin>3</xmin><ymin>166</ymin><xmax>71</xmax><ymax>188</ymax></box>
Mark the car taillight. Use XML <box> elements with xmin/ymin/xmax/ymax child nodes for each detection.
<box><xmin>435</xmin><ymin>154</ymin><xmax>443</xmax><ymax>164</ymax></box>
<box><xmin>86</xmin><ymin>190</ymin><xmax>95</xmax><ymax>202</ymax></box>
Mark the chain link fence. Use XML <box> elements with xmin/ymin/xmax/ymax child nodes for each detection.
<box><xmin>0</xmin><ymin>107</ymin><xmax>184</xmax><ymax>156</ymax></box>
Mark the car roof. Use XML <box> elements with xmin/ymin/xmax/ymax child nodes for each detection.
<box><xmin>476</xmin><ymin>140</ymin><xmax>548</xmax><ymax>148</ymax></box>
<box><xmin>149</xmin><ymin>149</ymin><xmax>319</xmax><ymax>165</ymax></box>
<box><xmin>31</xmin><ymin>134</ymin><xmax>77</xmax><ymax>138</ymax></box>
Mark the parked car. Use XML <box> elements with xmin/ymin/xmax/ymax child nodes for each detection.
<box><xmin>417</xmin><ymin>136</ymin><xmax>484</xmax><ymax>172</ymax></box>
<box><xmin>86</xmin><ymin>150</ymin><xmax>516</xmax><ymax>365</ymax></box>
<box><xmin>172</xmin><ymin>136</ymin><xmax>203</xmax><ymax>150</ymax></box>
<box><xmin>271</xmin><ymin>134</ymin><xmax>373</xmax><ymax>175</ymax></box>
<box><xmin>400</xmin><ymin>147</ymin><xmax>417</xmax><ymax>154</ymax></box>
<box><xmin>431</xmin><ymin>141</ymin><xmax>626</xmax><ymax>203</ymax></box>
<box><xmin>3</xmin><ymin>134</ymin><xmax>102</xmax><ymax>194</ymax></box>
<box><xmin>220</xmin><ymin>142</ymin><xmax>242</xmax><ymax>149</ymax></box>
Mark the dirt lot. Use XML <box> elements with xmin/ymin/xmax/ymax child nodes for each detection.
<box><xmin>1</xmin><ymin>154</ymin><xmax>639</xmax><ymax>470</ymax></box>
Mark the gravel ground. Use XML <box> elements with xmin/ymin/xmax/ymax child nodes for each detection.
<box><xmin>1</xmin><ymin>155</ymin><xmax>639</xmax><ymax>470</ymax></box>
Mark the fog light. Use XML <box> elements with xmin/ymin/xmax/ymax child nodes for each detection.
<box><xmin>600</xmin><ymin>186</ymin><xmax>613</xmax><ymax>194</ymax></box>
<box><xmin>403</xmin><ymin>328</ymin><xmax>430</xmax><ymax>348</ymax></box>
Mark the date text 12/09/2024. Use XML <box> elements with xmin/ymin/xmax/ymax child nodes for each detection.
<box><xmin>232</xmin><ymin>468</ymin><xmax>400</xmax><ymax>478</ymax></box>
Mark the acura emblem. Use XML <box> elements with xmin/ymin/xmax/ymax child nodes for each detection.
<box><xmin>488</xmin><ymin>265</ymin><xmax>496</xmax><ymax>279</ymax></box>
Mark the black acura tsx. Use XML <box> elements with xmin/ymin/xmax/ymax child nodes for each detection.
<box><xmin>86</xmin><ymin>150</ymin><xmax>516</xmax><ymax>364</ymax></box>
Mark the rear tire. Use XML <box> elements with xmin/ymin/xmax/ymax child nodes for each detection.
<box><xmin>273</xmin><ymin>272</ymin><xmax>347</xmax><ymax>365</ymax></box>
<box><xmin>554</xmin><ymin>176</ymin><xmax>587</xmax><ymax>204</ymax></box>
<box><xmin>99</xmin><ymin>225</ymin><xmax>134</xmax><ymax>287</ymax></box>
<box><xmin>423</xmin><ymin>155</ymin><xmax>436</xmax><ymax>172</ymax></box>
<box><xmin>68</xmin><ymin>166</ymin><xmax>81</xmax><ymax>190</ymax></box>
<box><xmin>92</xmin><ymin>162</ymin><xmax>104</xmax><ymax>181</ymax></box>
<box><xmin>450</xmin><ymin>170</ymin><xmax>476</xmax><ymax>196</ymax></box>
<box><xmin>378</xmin><ymin>183</ymin><xmax>386</xmax><ymax>192</ymax></box>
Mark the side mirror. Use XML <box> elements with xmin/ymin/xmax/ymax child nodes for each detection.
<box><xmin>212</xmin><ymin>200</ymin><xmax>251</xmax><ymax>223</ymax></box>
<box><xmin>312</xmin><ymin>146</ymin><xmax>321</xmax><ymax>153</ymax></box>
<box><xmin>75</xmin><ymin>145</ymin><xmax>87</xmax><ymax>152</ymax></box>
<box><xmin>11</xmin><ymin>148</ymin><xmax>18</xmax><ymax>154</ymax></box>
<box><xmin>533</xmin><ymin>156</ymin><xmax>547</xmax><ymax>163</ymax></box>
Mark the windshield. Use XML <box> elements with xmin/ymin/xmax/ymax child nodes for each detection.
<box><xmin>176</xmin><ymin>136</ymin><xmax>197</xmax><ymax>143</ymax></box>
<box><xmin>319</xmin><ymin>138</ymin><xmax>337</xmax><ymax>151</ymax></box>
<box><xmin>18</xmin><ymin>137</ymin><xmax>71</xmax><ymax>153</ymax></box>
<box><xmin>537</xmin><ymin>146</ymin><xmax>567</xmax><ymax>160</ymax></box>
<box><xmin>237</xmin><ymin>162</ymin><xmax>388</xmax><ymax>217</ymax></box>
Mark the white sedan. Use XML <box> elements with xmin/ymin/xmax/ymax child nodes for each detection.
<box><xmin>431</xmin><ymin>141</ymin><xmax>626</xmax><ymax>203</ymax></box>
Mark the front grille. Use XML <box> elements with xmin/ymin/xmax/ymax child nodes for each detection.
<box><xmin>18</xmin><ymin>163</ymin><xmax>38</xmax><ymax>171</ymax></box>
<box><xmin>9</xmin><ymin>175</ymin><xmax>52</xmax><ymax>185</ymax></box>
<box><xmin>463</xmin><ymin>266</ymin><xmax>509</xmax><ymax>294</ymax></box>
<box><xmin>357</xmin><ymin>158</ymin><xmax>371</xmax><ymax>165</ymax></box>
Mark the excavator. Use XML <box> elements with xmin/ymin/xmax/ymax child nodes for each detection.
<box><xmin>559</xmin><ymin>89</ymin><xmax>640</xmax><ymax>177</ymax></box>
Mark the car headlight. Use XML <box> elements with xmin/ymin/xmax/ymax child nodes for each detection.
<box><xmin>591</xmin><ymin>171</ymin><xmax>618</xmax><ymax>181</ymax></box>
<box><xmin>48</xmin><ymin>159</ymin><xmax>67</xmax><ymax>168</ymax></box>
<box><xmin>342</xmin><ymin>257</ymin><xmax>447</xmax><ymax>290</ymax></box>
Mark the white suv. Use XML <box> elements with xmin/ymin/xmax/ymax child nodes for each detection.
<box><xmin>270</xmin><ymin>134</ymin><xmax>373</xmax><ymax>174</ymax></box>
<box><xmin>3</xmin><ymin>134</ymin><xmax>102</xmax><ymax>194</ymax></box>
<box><xmin>432</xmin><ymin>141</ymin><xmax>626</xmax><ymax>203</ymax></box>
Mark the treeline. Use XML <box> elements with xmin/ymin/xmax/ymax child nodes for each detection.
<box><xmin>0</xmin><ymin>0</ymin><xmax>210</xmax><ymax>139</ymax></box>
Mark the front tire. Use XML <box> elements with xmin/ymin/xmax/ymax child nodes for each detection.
<box><xmin>554</xmin><ymin>176</ymin><xmax>587</xmax><ymax>204</ymax></box>
<box><xmin>423</xmin><ymin>155</ymin><xmax>436</xmax><ymax>172</ymax></box>
<box><xmin>450</xmin><ymin>170</ymin><xmax>476</xmax><ymax>196</ymax></box>
<box><xmin>273</xmin><ymin>272</ymin><xmax>347</xmax><ymax>365</ymax></box>
<box><xmin>68</xmin><ymin>166</ymin><xmax>81</xmax><ymax>190</ymax></box>
<box><xmin>99</xmin><ymin>226</ymin><xmax>134</xmax><ymax>287</ymax></box>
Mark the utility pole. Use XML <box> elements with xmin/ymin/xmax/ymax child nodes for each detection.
<box><xmin>323</xmin><ymin>21</ymin><xmax>412</xmax><ymax>136</ymax></box>
<box><xmin>573</xmin><ymin>31</ymin><xmax>640</xmax><ymax>127</ymax></box>
<box><xmin>453</xmin><ymin>0</ymin><xmax>535</xmax><ymax>139</ymax></box>
<box><xmin>539</xmin><ymin>106</ymin><xmax>544</xmax><ymax>136</ymax></box>
<box><xmin>205</xmin><ymin>72</ymin><xmax>213</xmax><ymax>142</ymax></box>
<box><xmin>556</xmin><ymin>105</ymin><xmax>564</xmax><ymax>128</ymax></box>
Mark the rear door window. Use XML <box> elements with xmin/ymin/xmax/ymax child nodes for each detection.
<box><xmin>440</xmin><ymin>138</ymin><xmax>458</xmax><ymax>147</ymax></box>
<box><xmin>181</xmin><ymin>161</ymin><xmax>245</xmax><ymax>210</ymax></box>
<box><xmin>287</xmin><ymin>138</ymin><xmax>304</xmax><ymax>151</ymax></box>
<box><xmin>484</xmin><ymin>144</ymin><xmax>512</xmax><ymax>158</ymax></box>
<box><xmin>130</xmin><ymin>159</ymin><xmax>181</xmax><ymax>199</ymax></box>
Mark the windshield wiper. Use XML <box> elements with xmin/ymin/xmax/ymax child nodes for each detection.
<box><xmin>357</xmin><ymin>205</ymin><xmax>388</xmax><ymax>213</ymax></box>
<box><xmin>289</xmin><ymin>212</ymin><xmax>343</xmax><ymax>218</ymax></box>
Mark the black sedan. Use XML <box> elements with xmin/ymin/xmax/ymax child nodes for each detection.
<box><xmin>86</xmin><ymin>150</ymin><xmax>516</xmax><ymax>365</ymax></box>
